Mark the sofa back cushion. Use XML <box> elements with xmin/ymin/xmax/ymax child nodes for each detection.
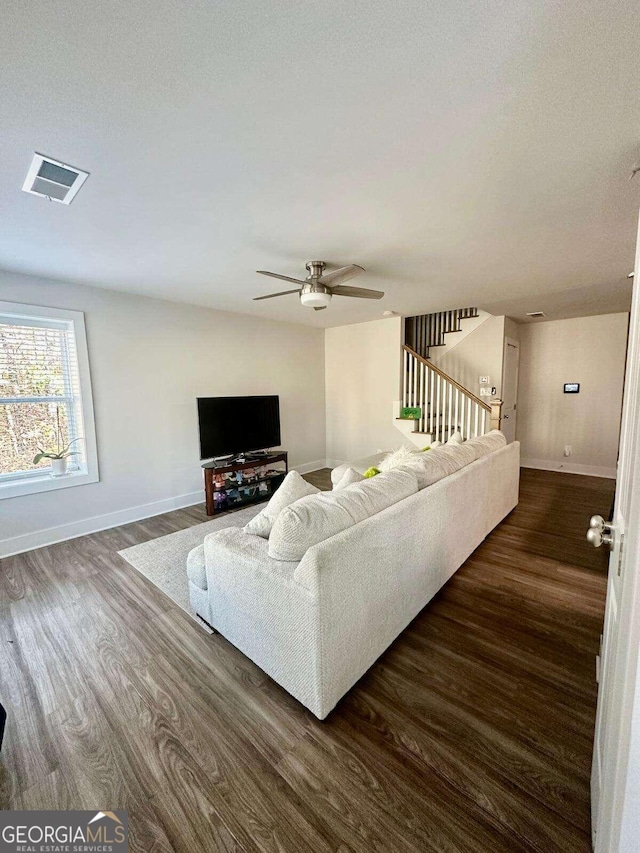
<box><xmin>268</xmin><ymin>468</ymin><xmax>419</xmax><ymax>562</ymax></box>
<box><xmin>408</xmin><ymin>451</ymin><xmax>458</xmax><ymax>487</ymax></box>
<box><xmin>244</xmin><ymin>470</ymin><xmax>319</xmax><ymax>539</ymax></box>
<box><xmin>466</xmin><ymin>430</ymin><xmax>507</xmax><ymax>457</ymax></box>
<box><xmin>436</xmin><ymin>443</ymin><xmax>478</xmax><ymax>468</ymax></box>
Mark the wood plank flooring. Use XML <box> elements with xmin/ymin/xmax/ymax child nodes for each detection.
<box><xmin>0</xmin><ymin>467</ymin><xmax>613</xmax><ymax>852</ymax></box>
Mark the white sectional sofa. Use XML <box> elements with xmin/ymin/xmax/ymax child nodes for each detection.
<box><xmin>187</xmin><ymin>432</ymin><xmax>520</xmax><ymax>719</ymax></box>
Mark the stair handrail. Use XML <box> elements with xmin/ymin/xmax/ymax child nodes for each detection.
<box><xmin>402</xmin><ymin>344</ymin><xmax>490</xmax><ymax>411</ymax></box>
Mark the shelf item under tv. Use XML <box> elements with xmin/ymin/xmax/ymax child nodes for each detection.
<box><xmin>202</xmin><ymin>451</ymin><xmax>288</xmax><ymax>516</ymax></box>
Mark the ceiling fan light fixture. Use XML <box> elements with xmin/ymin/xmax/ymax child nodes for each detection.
<box><xmin>300</xmin><ymin>290</ymin><xmax>332</xmax><ymax>309</ymax></box>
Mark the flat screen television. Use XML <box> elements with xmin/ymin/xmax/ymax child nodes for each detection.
<box><xmin>197</xmin><ymin>395</ymin><xmax>281</xmax><ymax>459</ymax></box>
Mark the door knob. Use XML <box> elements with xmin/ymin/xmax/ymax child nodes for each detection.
<box><xmin>586</xmin><ymin>515</ymin><xmax>614</xmax><ymax>549</ymax></box>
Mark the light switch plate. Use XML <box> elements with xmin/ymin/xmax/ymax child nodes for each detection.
<box><xmin>479</xmin><ymin>375</ymin><xmax>490</xmax><ymax>385</ymax></box>
<box><xmin>479</xmin><ymin>387</ymin><xmax>491</xmax><ymax>396</ymax></box>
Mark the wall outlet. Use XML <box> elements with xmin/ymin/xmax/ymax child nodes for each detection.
<box><xmin>479</xmin><ymin>387</ymin><xmax>491</xmax><ymax>396</ymax></box>
<box><xmin>564</xmin><ymin>445</ymin><xmax>572</xmax><ymax>457</ymax></box>
<box><xmin>479</xmin><ymin>376</ymin><xmax>490</xmax><ymax>385</ymax></box>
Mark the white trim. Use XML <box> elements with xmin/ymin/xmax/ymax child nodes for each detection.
<box><xmin>325</xmin><ymin>458</ymin><xmax>347</xmax><ymax>470</ymax></box>
<box><xmin>0</xmin><ymin>469</ymin><xmax>97</xmax><ymax>499</ymax></box>
<box><xmin>292</xmin><ymin>458</ymin><xmax>326</xmax><ymax>475</ymax></box>
<box><xmin>0</xmin><ymin>460</ymin><xmax>327</xmax><ymax>558</ymax></box>
<box><xmin>0</xmin><ymin>490</ymin><xmax>204</xmax><ymax>559</ymax></box>
<box><xmin>521</xmin><ymin>458</ymin><xmax>617</xmax><ymax>479</ymax></box>
<box><xmin>0</xmin><ymin>300</ymin><xmax>99</xmax><ymax>499</ymax></box>
<box><xmin>593</xmin><ymin>209</ymin><xmax>640</xmax><ymax>852</ymax></box>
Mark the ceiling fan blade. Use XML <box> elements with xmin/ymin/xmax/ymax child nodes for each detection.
<box><xmin>330</xmin><ymin>285</ymin><xmax>384</xmax><ymax>300</ymax></box>
<box><xmin>313</xmin><ymin>306</ymin><xmax>327</xmax><ymax>311</ymax></box>
<box><xmin>256</xmin><ymin>270</ymin><xmax>307</xmax><ymax>286</ymax></box>
<box><xmin>253</xmin><ymin>289</ymin><xmax>301</xmax><ymax>301</ymax></box>
<box><xmin>319</xmin><ymin>264</ymin><xmax>365</xmax><ymax>287</ymax></box>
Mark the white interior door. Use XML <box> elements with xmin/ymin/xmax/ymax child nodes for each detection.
<box><xmin>591</xmin><ymin>214</ymin><xmax>640</xmax><ymax>852</ymax></box>
<box><xmin>501</xmin><ymin>337</ymin><xmax>519</xmax><ymax>443</ymax></box>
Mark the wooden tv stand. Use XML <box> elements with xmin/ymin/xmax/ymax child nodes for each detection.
<box><xmin>202</xmin><ymin>451</ymin><xmax>288</xmax><ymax>516</ymax></box>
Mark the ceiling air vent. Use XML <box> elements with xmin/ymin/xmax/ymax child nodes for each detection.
<box><xmin>22</xmin><ymin>153</ymin><xmax>89</xmax><ymax>204</ymax></box>
<box><xmin>526</xmin><ymin>311</ymin><xmax>546</xmax><ymax>318</ymax></box>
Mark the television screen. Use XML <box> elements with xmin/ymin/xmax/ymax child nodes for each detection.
<box><xmin>197</xmin><ymin>395</ymin><xmax>281</xmax><ymax>459</ymax></box>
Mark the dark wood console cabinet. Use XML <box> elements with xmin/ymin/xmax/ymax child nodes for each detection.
<box><xmin>202</xmin><ymin>452</ymin><xmax>288</xmax><ymax>516</ymax></box>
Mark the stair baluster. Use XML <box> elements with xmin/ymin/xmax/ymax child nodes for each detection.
<box><xmin>401</xmin><ymin>344</ymin><xmax>498</xmax><ymax>442</ymax></box>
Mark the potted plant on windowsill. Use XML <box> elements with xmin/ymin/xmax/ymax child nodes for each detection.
<box><xmin>32</xmin><ymin>407</ymin><xmax>82</xmax><ymax>477</ymax></box>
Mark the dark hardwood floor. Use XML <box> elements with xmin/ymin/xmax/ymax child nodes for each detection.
<box><xmin>0</xmin><ymin>467</ymin><xmax>613</xmax><ymax>852</ymax></box>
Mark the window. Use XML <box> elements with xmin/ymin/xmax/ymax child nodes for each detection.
<box><xmin>0</xmin><ymin>301</ymin><xmax>98</xmax><ymax>499</ymax></box>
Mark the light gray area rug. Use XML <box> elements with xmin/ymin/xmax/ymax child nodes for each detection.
<box><xmin>117</xmin><ymin>505</ymin><xmax>260</xmax><ymax>632</ymax></box>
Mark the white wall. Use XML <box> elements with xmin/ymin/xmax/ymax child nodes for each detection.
<box><xmin>517</xmin><ymin>313</ymin><xmax>628</xmax><ymax>477</ymax></box>
<box><xmin>429</xmin><ymin>309</ymin><xmax>492</xmax><ymax>362</ymax></box>
<box><xmin>325</xmin><ymin>317</ymin><xmax>403</xmax><ymax>465</ymax></box>
<box><xmin>434</xmin><ymin>314</ymin><xmax>508</xmax><ymax>398</ymax></box>
<box><xmin>0</xmin><ymin>270</ymin><xmax>326</xmax><ymax>556</ymax></box>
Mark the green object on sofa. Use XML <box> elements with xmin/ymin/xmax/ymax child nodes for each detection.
<box><xmin>422</xmin><ymin>446</ymin><xmax>431</xmax><ymax>452</ymax></box>
<box><xmin>363</xmin><ymin>467</ymin><xmax>380</xmax><ymax>478</ymax></box>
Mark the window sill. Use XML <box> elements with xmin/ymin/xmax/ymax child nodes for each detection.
<box><xmin>0</xmin><ymin>468</ymin><xmax>99</xmax><ymax>500</ymax></box>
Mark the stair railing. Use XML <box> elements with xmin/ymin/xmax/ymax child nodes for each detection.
<box><xmin>404</xmin><ymin>307</ymin><xmax>479</xmax><ymax>360</ymax></box>
<box><xmin>402</xmin><ymin>344</ymin><xmax>500</xmax><ymax>442</ymax></box>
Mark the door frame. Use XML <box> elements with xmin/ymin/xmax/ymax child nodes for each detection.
<box><xmin>501</xmin><ymin>336</ymin><xmax>520</xmax><ymax>441</ymax></box>
<box><xmin>593</xmin><ymin>217</ymin><xmax>640</xmax><ymax>851</ymax></box>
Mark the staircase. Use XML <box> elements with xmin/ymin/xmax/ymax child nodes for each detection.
<box><xmin>404</xmin><ymin>307</ymin><xmax>479</xmax><ymax>360</ymax></box>
<box><xmin>395</xmin><ymin>309</ymin><xmax>501</xmax><ymax>447</ymax></box>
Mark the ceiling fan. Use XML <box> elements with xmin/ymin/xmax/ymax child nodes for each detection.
<box><xmin>253</xmin><ymin>261</ymin><xmax>384</xmax><ymax>310</ymax></box>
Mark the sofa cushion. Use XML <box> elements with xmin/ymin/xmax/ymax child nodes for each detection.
<box><xmin>244</xmin><ymin>470</ymin><xmax>319</xmax><ymax>539</ymax></box>
<box><xmin>186</xmin><ymin>543</ymin><xmax>207</xmax><ymax>590</ymax></box>
<box><xmin>394</xmin><ymin>461</ymin><xmax>430</xmax><ymax>490</ymax></box>
<box><xmin>467</xmin><ymin>430</ymin><xmax>507</xmax><ymax>456</ymax></box>
<box><xmin>269</xmin><ymin>468</ymin><xmax>419</xmax><ymax>562</ymax></box>
<box><xmin>447</xmin><ymin>430</ymin><xmax>464</xmax><ymax>445</ymax></box>
<box><xmin>403</xmin><ymin>452</ymin><xmax>452</xmax><ymax>489</ymax></box>
<box><xmin>437</xmin><ymin>443</ymin><xmax>478</xmax><ymax>468</ymax></box>
<box><xmin>330</xmin><ymin>451</ymin><xmax>388</xmax><ymax>486</ymax></box>
<box><xmin>333</xmin><ymin>466</ymin><xmax>365</xmax><ymax>491</ymax></box>
<box><xmin>426</xmin><ymin>444</ymin><xmax>465</xmax><ymax>476</ymax></box>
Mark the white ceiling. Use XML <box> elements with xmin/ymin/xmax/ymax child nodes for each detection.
<box><xmin>1</xmin><ymin>0</ymin><xmax>638</xmax><ymax>327</ymax></box>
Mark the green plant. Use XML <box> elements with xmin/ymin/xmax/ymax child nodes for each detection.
<box><xmin>32</xmin><ymin>406</ymin><xmax>82</xmax><ymax>464</ymax></box>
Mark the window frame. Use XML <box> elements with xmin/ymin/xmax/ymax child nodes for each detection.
<box><xmin>0</xmin><ymin>300</ymin><xmax>99</xmax><ymax>499</ymax></box>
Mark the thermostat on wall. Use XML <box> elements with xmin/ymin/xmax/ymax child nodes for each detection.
<box><xmin>564</xmin><ymin>383</ymin><xmax>580</xmax><ymax>393</ymax></box>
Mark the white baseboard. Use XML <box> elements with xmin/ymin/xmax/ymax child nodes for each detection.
<box><xmin>0</xmin><ymin>490</ymin><xmax>204</xmax><ymax>559</ymax></box>
<box><xmin>521</xmin><ymin>458</ymin><xmax>617</xmax><ymax>479</ymax></box>
<box><xmin>325</xmin><ymin>458</ymin><xmax>346</xmax><ymax>470</ymax></box>
<box><xmin>1</xmin><ymin>459</ymin><xmax>329</xmax><ymax>559</ymax></box>
<box><xmin>293</xmin><ymin>459</ymin><xmax>327</xmax><ymax>475</ymax></box>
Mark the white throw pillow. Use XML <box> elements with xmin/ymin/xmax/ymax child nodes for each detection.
<box><xmin>447</xmin><ymin>430</ymin><xmax>464</xmax><ymax>445</ymax></box>
<box><xmin>333</xmin><ymin>466</ymin><xmax>365</xmax><ymax>491</ymax></box>
<box><xmin>430</xmin><ymin>439</ymin><xmax>442</xmax><ymax>448</ymax></box>
<box><xmin>268</xmin><ymin>469</ymin><xmax>418</xmax><ymax>562</ymax></box>
<box><xmin>244</xmin><ymin>470</ymin><xmax>319</xmax><ymax>539</ymax></box>
<box><xmin>378</xmin><ymin>444</ymin><xmax>421</xmax><ymax>472</ymax></box>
